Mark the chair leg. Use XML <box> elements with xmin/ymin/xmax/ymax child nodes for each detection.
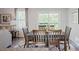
<box><xmin>58</xmin><ymin>40</ymin><xmax>60</xmax><ymax>51</ymax></box>
<box><xmin>24</xmin><ymin>43</ymin><xmax>26</xmax><ymax>48</ymax></box>
<box><xmin>55</xmin><ymin>40</ymin><xmax>60</xmax><ymax>51</ymax></box>
<box><xmin>24</xmin><ymin>43</ymin><xmax>29</xmax><ymax>48</ymax></box>
<box><xmin>68</xmin><ymin>40</ymin><xmax>70</xmax><ymax>49</ymax></box>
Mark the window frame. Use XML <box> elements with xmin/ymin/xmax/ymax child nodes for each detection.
<box><xmin>38</xmin><ymin>13</ymin><xmax>59</xmax><ymax>29</ymax></box>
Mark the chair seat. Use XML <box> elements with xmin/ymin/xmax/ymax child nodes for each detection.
<box><xmin>35</xmin><ymin>42</ymin><xmax>46</xmax><ymax>47</ymax></box>
<box><xmin>60</xmin><ymin>41</ymin><xmax>64</xmax><ymax>43</ymax></box>
<box><xmin>28</xmin><ymin>41</ymin><xmax>35</xmax><ymax>45</ymax></box>
<box><xmin>60</xmin><ymin>41</ymin><xmax>69</xmax><ymax>44</ymax></box>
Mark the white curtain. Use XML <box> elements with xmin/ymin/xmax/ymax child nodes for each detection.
<box><xmin>16</xmin><ymin>8</ymin><xmax>26</xmax><ymax>30</ymax></box>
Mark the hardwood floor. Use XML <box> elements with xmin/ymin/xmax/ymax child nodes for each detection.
<box><xmin>7</xmin><ymin>37</ymin><xmax>77</xmax><ymax>51</ymax></box>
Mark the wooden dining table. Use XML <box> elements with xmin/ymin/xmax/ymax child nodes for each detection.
<box><xmin>27</xmin><ymin>30</ymin><xmax>67</xmax><ymax>51</ymax></box>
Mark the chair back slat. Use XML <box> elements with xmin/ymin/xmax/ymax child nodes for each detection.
<box><xmin>32</xmin><ymin>30</ymin><xmax>46</xmax><ymax>43</ymax></box>
<box><xmin>65</xmin><ymin>26</ymin><xmax>72</xmax><ymax>41</ymax></box>
<box><xmin>48</xmin><ymin>30</ymin><xmax>62</xmax><ymax>40</ymax></box>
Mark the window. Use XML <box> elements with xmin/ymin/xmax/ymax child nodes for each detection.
<box><xmin>39</xmin><ymin>13</ymin><xmax>59</xmax><ymax>30</ymax></box>
<box><xmin>72</xmin><ymin>11</ymin><xmax>78</xmax><ymax>24</ymax></box>
<box><xmin>16</xmin><ymin>8</ymin><xmax>26</xmax><ymax>29</ymax></box>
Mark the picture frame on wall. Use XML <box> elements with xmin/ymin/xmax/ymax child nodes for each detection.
<box><xmin>0</xmin><ymin>14</ymin><xmax>11</xmax><ymax>23</ymax></box>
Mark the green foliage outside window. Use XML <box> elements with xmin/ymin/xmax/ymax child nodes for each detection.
<box><xmin>39</xmin><ymin>14</ymin><xmax>59</xmax><ymax>29</ymax></box>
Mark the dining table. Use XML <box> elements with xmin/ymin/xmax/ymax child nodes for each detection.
<box><xmin>26</xmin><ymin>30</ymin><xmax>67</xmax><ymax>51</ymax></box>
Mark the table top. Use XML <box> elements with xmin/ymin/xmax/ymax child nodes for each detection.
<box><xmin>27</xmin><ymin>31</ymin><xmax>65</xmax><ymax>36</ymax></box>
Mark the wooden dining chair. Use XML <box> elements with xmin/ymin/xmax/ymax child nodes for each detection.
<box><xmin>32</xmin><ymin>30</ymin><xmax>48</xmax><ymax>47</ymax></box>
<box><xmin>22</xmin><ymin>28</ymin><xmax>29</xmax><ymax>48</ymax></box>
<box><xmin>60</xmin><ymin>26</ymin><xmax>72</xmax><ymax>50</ymax></box>
<box><xmin>48</xmin><ymin>30</ymin><xmax>62</xmax><ymax>50</ymax></box>
<box><xmin>39</xmin><ymin>25</ymin><xmax>46</xmax><ymax>30</ymax></box>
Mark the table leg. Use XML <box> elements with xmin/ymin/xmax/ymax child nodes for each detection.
<box><xmin>46</xmin><ymin>35</ymin><xmax>49</xmax><ymax>47</ymax></box>
<box><xmin>58</xmin><ymin>40</ymin><xmax>60</xmax><ymax>51</ymax></box>
<box><xmin>64</xmin><ymin>38</ymin><xmax>67</xmax><ymax>51</ymax></box>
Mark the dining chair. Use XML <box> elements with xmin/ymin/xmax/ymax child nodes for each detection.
<box><xmin>39</xmin><ymin>25</ymin><xmax>46</xmax><ymax>30</ymax></box>
<box><xmin>22</xmin><ymin>28</ymin><xmax>29</xmax><ymax>48</ymax></box>
<box><xmin>32</xmin><ymin>30</ymin><xmax>48</xmax><ymax>47</ymax></box>
<box><xmin>60</xmin><ymin>26</ymin><xmax>72</xmax><ymax>50</ymax></box>
<box><xmin>48</xmin><ymin>30</ymin><xmax>62</xmax><ymax>50</ymax></box>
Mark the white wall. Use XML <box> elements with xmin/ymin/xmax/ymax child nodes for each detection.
<box><xmin>0</xmin><ymin>8</ymin><xmax>69</xmax><ymax>32</ymax></box>
<box><xmin>28</xmin><ymin>8</ymin><xmax>69</xmax><ymax>31</ymax></box>
<box><xmin>68</xmin><ymin>8</ymin><xmax>79</xmax><ymax>45</ymax></box>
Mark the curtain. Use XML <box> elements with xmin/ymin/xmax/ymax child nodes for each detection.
<box><xmin>15</xmin><ymin>8</ymin><xmax>26</xmax><ymax>30</ymax></box>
